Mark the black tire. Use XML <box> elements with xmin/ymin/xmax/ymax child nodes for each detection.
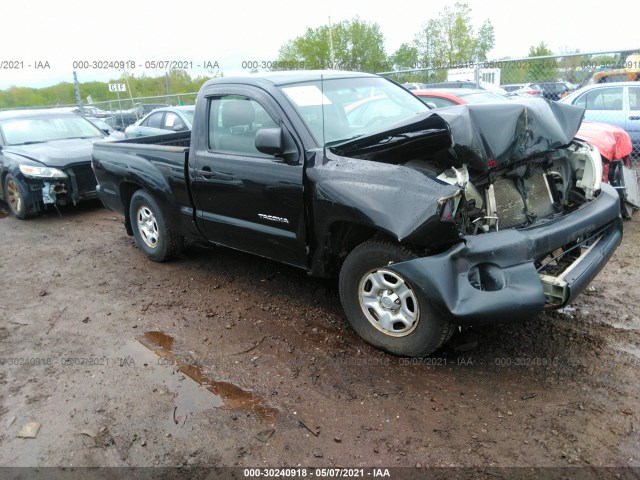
<box><xmin>3</xmin><ymin>173</ymin><xmax>29</xmax><ymax>219</ymax></box>
<box><xmin>338</xmin><ymin>239</ymin><xmax>453</xmax><ymax>357</ymax></box>
<box><xmin>129</xmin><ymin>190</ymin><xmax>183</xmax><ymax>262</ymax></box>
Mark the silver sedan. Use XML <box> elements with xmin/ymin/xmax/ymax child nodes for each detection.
<box><xmin>125</xmin><ymin>106</ymin><xmax>194</xmax><ymax>138</ymax></box>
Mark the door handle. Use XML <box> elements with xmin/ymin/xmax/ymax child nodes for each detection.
<box><xmin>196</xmin><ymin>166</ymin><xmax>214</xmax><ymax>179</ymax></box>
<box><xmin>629</xmin><ymin>116</ymin><xmax>640</xmax><ymax>120</ymax></box>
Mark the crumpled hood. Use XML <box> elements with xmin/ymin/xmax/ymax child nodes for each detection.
<box><xmin>3</xmin><ymin>138</ymin><xmax>99</xmax><ymax>167</ymax></box>
<box><xmin>331</xmin><ymin>98</ymin><xmax>585</xmax><ymax>172</ymax></box>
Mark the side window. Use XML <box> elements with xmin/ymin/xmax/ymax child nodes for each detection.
<box><xmin>146</xmin><ymin>112</ymin><xmax>164</xmax><ymax>129</ymax></box>
<box><xmin>629</xmin><ymin>86</ymin><xmax>640</xmax><ymax>111</ymax></box>
<box><xmin>207</xmin><ymin>95</ymin><xmax>278</xmax><ymax>155</ymax></box>
<box><xmin>163</xmin><ymin>112</ymin><xmax>185</xmax><ymax>131</ymax></box>
<box><xmin>598</xmin><ymin>87</ymin><xmax>624</xmax><ymax>110</ymax></box>
<box><xmin>573</xmin><ymin>92</ymin><xmax>588</xmax><ymax>108</ymax></box>
<box><xmin>576</xmin><ymin>88</ymin><xmax>623</xmax><ymax>110</ymax></box>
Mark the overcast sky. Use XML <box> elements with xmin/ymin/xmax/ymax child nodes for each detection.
<box><xmin>1</xmin><ymin>0</ymin><xmax>637</xmax><ymax>90</ymax></box>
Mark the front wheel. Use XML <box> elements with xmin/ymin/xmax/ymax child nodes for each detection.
<box><xmin>129</xmin><ymin>190</ymin><xmax>183</xmax><ymax>262</ymax></box>
<box><xmin>338</xmin><ymin>239</ymin><xmax>453</xmax><ymax>357</ymax></box>
<box><xmin>3</xmin><ymin>174</ymin><xmax>29</xmax><ymax>219</ymax></box>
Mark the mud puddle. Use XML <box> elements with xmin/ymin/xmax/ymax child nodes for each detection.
<box><xmin>134</xmin><ymin>331</ymin><xmax>277</xmax><ymax>425</ymax></box>
<box><xmin>121</xmin><ymin>341</ymin><xmax>223</xmax><ymax>434</ymax></box>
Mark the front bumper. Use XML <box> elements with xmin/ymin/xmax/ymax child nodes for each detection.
<box><xmin>388</xmin><ymin>183</ymin><xmax>623</xmax><ymax>326</ymax></box>
<box><xmin>18</xmin><ymin>163</ymin><xmax>98</xmax><ymax>214</ymax></box>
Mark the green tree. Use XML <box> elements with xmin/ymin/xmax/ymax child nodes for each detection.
<box><xmin>0</xmin><ymin>71</ymin><xmax>216</xmax><ymax>109</ymax></box>
<box><xmin>277</xmin><ymin>17</ymin><xmax>389</xmax><ymax>72</ymax></box>
<box><xmin>390</xmin><ymin>43</ymin><xmax>418</xmax><ymax>71</ymax></box>
<box><xmin>527</xmin><ymin>42</ymin><xmax>558</xmax><ymax>81</ymax></box>
<box><xmin>413</xmin><ymin>2</ymin><xmax>494</xmax><ymax>68</ymax></box>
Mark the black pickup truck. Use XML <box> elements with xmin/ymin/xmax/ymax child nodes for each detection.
<box><xmin>92</xmin><ymin>71</ymin><xmax>623</xmax><ymax>357</ymax></box>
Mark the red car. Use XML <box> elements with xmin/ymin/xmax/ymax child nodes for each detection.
<box><xmin>413</xmin><ymin>89</ymin><xmax>639</xmax><ymax>218</ymax></box>
<box><xmin>413</xmin><ymin>88</ymin><xmax>508</xmax><ymax>108</ymax></box>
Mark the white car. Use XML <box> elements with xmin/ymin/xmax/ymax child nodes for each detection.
<box><xmin>125</xmin><ymin>106</ymin><xmax>195</xmax><ymax>138</ymax></box>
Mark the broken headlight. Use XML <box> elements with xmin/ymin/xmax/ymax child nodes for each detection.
<box><xmin>19</xmin><ymin>165</ymin><xmax>68</xmax><ymax>179</ymax></box>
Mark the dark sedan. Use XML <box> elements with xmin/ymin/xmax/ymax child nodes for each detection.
<box><xmin>0</xmin><ymin>110</ymin><xmax>107</xmax><ymax>219</ymax></box>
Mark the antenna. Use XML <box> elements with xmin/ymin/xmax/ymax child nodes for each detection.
<box><xmin>321</xmin><ymin>74</ymin><xmax>326</xmax><ymax>159</ymax></box>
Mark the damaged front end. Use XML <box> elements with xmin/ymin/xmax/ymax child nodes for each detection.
<box><xmin>325</xmin><ymin>100</ymin><xmax>622</xmax><ymax>324</ymax></box>
<box><xmin>432</xmin><ymin>139</ymin><xmax>618</xmax><ymax>310</ymax></box>
<box><xmin>16</xmin><ymin>162</ymin><xmax>98</xmax><ymax>214</ymax></box>
<box><xmin>436</xmin><ymin>141</ymin><xmax>602</xmax><ymax>235</ymax></box>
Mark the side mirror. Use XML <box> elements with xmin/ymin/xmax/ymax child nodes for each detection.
<box><xmin>255</xmin><ymin>128</ymin><xmax>284</xmax><ymax>155</ymax></box>
<box><xmin>426</xmin><ymin>102</ymin><xmax>438</xmax><ymax>110</ymax></box>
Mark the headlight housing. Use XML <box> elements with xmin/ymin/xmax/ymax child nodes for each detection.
<box><xmin>19</xmin><ymin>165</ymin><xmax>68</xmax><ymax>179</ymax></box>
<box><xmin>574</xmin><ymin>143</ymin><xmax>602</xmax><ymax>200</ymax></box>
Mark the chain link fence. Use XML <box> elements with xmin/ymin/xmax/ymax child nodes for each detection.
<box><xmin>0</xmin><ymin>93</ymin><xmax>198</xmax><ymax>131</ymax></box>
<box><xmin>81</xmin><ymin>93</ymin><xmax>198</xmax><ymax>131</ymax></box>
<box><xmin>380</xmin><ymin>48</ymin><xmax>640</xmax><ymax>164</ymax></box>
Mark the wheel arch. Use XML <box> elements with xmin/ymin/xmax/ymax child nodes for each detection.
<box><xmin>337</xmin><ymin>237</ymin><xmax>454</xmax><ymax>356</ymax></box>
<box><xmin>119</xmin><ymin>181</ymin><xmax>143</xmax><ymax>236</ymax></box>
<box><xmin>310</xmin><ymin>220</ymin><xmax>401</xmax><ymax>278</ymax></box>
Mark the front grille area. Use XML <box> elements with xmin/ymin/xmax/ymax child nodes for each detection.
<box><xmin>66</xmin><ymin>163</ymin><xmax>98</xmax><ymax>197</ymax></box>
<box><xmin>493</xmin><ymin>177</ymin><xmax>526</xmax><ymax>229</ymax></box>
<box><xmin>493</xmin><ymin>174</ymin><xmax>554</xmax><ymax>229</ymax></box>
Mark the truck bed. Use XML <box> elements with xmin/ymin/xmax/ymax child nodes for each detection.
<box><xmin>92</xmin><ymin>130</ymin><xmax>196</xmax><ymax>238</ymax></box>
<box><xmin>101</xmin><ymin>131</ymin><xmax>191</xmax><ymax>149</ymax></box>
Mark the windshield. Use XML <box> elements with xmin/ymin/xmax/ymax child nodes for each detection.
<box><xmin>90</xmin><ymin>119</ymin><xmax>110</xmax><ymax>130</ymax></box>
<box><xmin>0</xmin><ymin>114</ymin><xmax>103</xmax><ymax>145</ymax></box>
<box><xmin>280</xmin><ymin>77</ymin><xmax>429</xmax><ymax>146</ymax></box>
<box><xmin>181</xmin><ymin>108</ymin><xmax>195</xmax><ymax>124</ymax></box>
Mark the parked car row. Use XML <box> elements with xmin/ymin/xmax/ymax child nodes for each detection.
<box><xmin>72</xmin><ymin>103</ymin><xmax>187</xmax><ymax>132</ymax></box>
<box><xmin>502</xmin><ymin>81</ymin><xmax>578</xmax><ymax>100</ymax></box>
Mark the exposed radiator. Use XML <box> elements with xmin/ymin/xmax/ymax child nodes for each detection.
<box><xmin>492</xmin><ymin>174</ymin><xmax>554</xmax><ymax>229</ymax></box>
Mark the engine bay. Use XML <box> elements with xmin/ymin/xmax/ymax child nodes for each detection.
<box><xmin>434</xmin><ymin>140</ymin><xmax>603</xmax><ymax>236</ymax></box>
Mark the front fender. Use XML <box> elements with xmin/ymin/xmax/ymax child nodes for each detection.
<box><xmin>307</xmin><ymin>152</ymin><xmax>460</xmax><ymax>245</ymax></box>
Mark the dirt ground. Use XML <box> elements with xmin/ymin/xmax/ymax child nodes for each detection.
<box><xmin>0</xmin><ymin>198</ymin><xmax>639</xmax><ymax>474</ymax></box>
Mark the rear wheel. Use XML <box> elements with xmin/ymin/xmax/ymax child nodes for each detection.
<box><xmin>3</xmin><ymin>174</ymin><xmax>28</xmax><ymax>219</ymax></box>
<box><xmin>339</xmin><ymin>239</ymin><xmax>453</xmax><ymax>357</ymax></box>
<box><xmin>129</xmin><ymin>190</ymin><xmax>183</xmax><ymax>261</ymax></box>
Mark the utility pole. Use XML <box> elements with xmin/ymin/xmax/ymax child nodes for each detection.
<box><xmin>73</xmin><ymin>71</ymin><xmax>84</xmax><ymax>115</ymax></box>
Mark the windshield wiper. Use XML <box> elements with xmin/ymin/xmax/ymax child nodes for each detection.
<box><xmin>324</xmin><ymin>134</ymin><xmax>364</xmax><ymax>148</ymax></box>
